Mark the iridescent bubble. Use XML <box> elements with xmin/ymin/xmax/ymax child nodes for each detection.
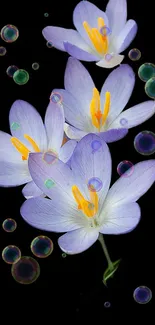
<box><xmin>11</xmin><ymin>122</ymin><xmax>20</xmax><ymax>130</ymax></box>
<box><xmin>87</xmin><ymin>177</ymin><xmax>103</xmax><ymax>192</ymax></box>
<box><xmin>1</xmin><ymin>24</ymin><xmax>19</xmax><ymax>43</ymax></box>
<box><xmin>46</xmin><ymin>41</ymin><xmax>53</xmax><ymax>48</ymax></box>
<box><xmin>44</xmin><ymin>13</ymin><xmax>49</xmax><ymax>17</ymax></box>
<box><xmin>62</xmin><ymin>253</ymin><xmax>67</xmax><ymax>258</ymax></box>
<box><xmin>44</xmin><ymin>178</ymin><xmax>55</xmax><ymax>189</ymax></box>
<box><xmin>2</xmin><ymin>245</ymin><xmax>21</xmax><ymax>264</ymax></box>
<box><xmin>120</xmin><ymin>118</ymin><xmax>128</xmax><ymax>126</ymax></box>
<box><xmin>117</xmin><ymin>160</ymin><xmax>134</xmax><ymax>177</ymax></box>
<box><xmin>32</xmin><ymin>62</ymin><xmax>39</xmax><ymax>70</ymax></box>
<box><xmin>100</xmin><ymin>26</ymin><xmax>111</xmax><ymax>36</ymax></box>
<box><xmin>134</xmin><ymin>131</ymin><xmax>155</xmax><ymax>155</ymax></box>
<box><xmin>11</xmin><ymin>256</ymin><xmax>40</xmax><ymax>284</ymax></box>
<box><xmin>105</xmin><ymin>53</ymin><xmax>114</xmax><ymax>62</ymax></box>
<box><xmin>104</xmin><ymin>301</ymin><xmax>111</xmax><ymax>308</ymax></box>
<box><xmin>145</xmin><ymin>77</ymin><xmax>155</xmax><ymax>99</ymax></box>
<box><xmin>0</xmin><ymin>46</ymin><xmax>7</xmax><ymax>56</ymax></box>
<box><xmin>6</xmin><ymin>65</ymin><xmax>18</xmax><ymax>77</ymax></box>
<box><xmin>42</xmin><ymin>150</ymin><xmax>58</xmax><ymax>165</ymax></box>
<box><xmin>128</xmin><ymin>48</ymin><xmax>141</xmax><ymax>61</ymax></box>
<box><xmin>2</xmin><ymin>218</ymin><xmax>17</xmax><ymax>232</ymax></box>
<box><xmin>91</xmin><ymin>140</ymin><xmax>102</xmax><ymax>152</ymax></box>
<box><xmin>13</xmin><ymin>69</ymin><xmax>29</xmax><ymax>85</ymax></box>
<box><xmin>50</xmin><ymin>92</ymin><xmax>62</xmax><ymax>104</ymax></box>
<box><xmin>138</xmin><ymin>63</ymin><xmax>155</xmax><ymax>82</ymax></box>
<box><xmin>30</xmin><ymin>235</ymin><xmax>53</xmax><ymax>258</ymax></box>
<box><xmin>88</xmin><ymin>203</ymin><xmax>95</xmax><ymax>210</ymax></box>
<box><xmin>133</xmin><ymin>286</ymin><xmax>152</xmax><ymax>304</ymax></box>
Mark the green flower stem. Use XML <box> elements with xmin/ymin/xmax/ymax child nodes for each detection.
<box><xmin>98</xmin><ymin>234</ymin><xmax>114</xmax><ymax>271</ymax></box>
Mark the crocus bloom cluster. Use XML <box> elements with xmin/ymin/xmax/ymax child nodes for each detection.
<box><xmin>0</xmin><ymin>100</ymin><xmax>77</xmax><ymax>198</ymax></box>
<box><xmin>21</xmin><ymin>134</ymin><xmax>155</xmax><ymax>255</ymax></box>
<box><xmin>54</xmin><ymin>57</ymin><xmax>155</xmax><ymax>142</ymax></box>
<box><xmin>43</xmin><ymin>0</ymin><xmax>138</xmax><ymax>68</ymax></box>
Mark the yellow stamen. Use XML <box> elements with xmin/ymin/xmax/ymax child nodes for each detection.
<box><xmin>24</xmin><ymin>134</ymin><xmax>40</xmax><ymax>152</ymax></box>
<box><xmin>83</xmin><ymin>18</ymin><xmax>108</xmax><ymax>55</ymax></box>
<box><xmin>102</xmin><ymin>92</ymin><xmax>111</xmax><ymax>126</ymax></box>
<box><xmin>72</xmin><ymin>185</ymin><xmax>98</xmax><ymax>218</ymax></box>
<box><xmin>11</xmin><ymin>137</ymin><xmax>30</xmax><ymax>160</ymax></box>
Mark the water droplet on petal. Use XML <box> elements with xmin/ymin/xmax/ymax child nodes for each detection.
<box><xmin>91</xmin><ymin>140</ymin><xmax>102</xmax><ymax>152</ymax></box>
<box><xmin>120</xmin><ymin>118</ymin><xmax>128</xmax><ymax>126</ymax></box>
<box><xmin>87</xmin><ymin>177</ymin><xmax>103</xmax><ymax>192</ymax></box>
<box><xmin>11</xmin><ymin>122</ymin><xmax>20</xmax><ymax>130</ymax></box>
<box><xmin>50</xmin><ymin>92</ymin><xmax>62</xmax><ymax>104</ymax></box>
<box><xmin>42</xmin><ymin>150</ymin><xmax>58</xmax><ymax>164</ymax></box>
<box><xmin>105</xmin><ymin>53</ymin><xmax>114</xmax><ymax>62</ymax></box>
<box><xmin>100</xmin><ymin>26</ymin><xmax>111</xmax><ymax>36</ymax></box>
<box><xmin>44</xmin><ymin>179</ymin><xmax>55</xmax><ymax>189</ymax></box>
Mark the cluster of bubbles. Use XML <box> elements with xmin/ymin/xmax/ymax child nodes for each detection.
<box><xmin>133</xmin><ymin>286</ymin><xmax>152</xmax><ymax>304</ymax></box>
<box><xmin>117</xmin><ymin>160</ymin><xmax>134</xmax><ymax>177</ymax></box>
<box><xmin>138</xmin><ymin>63</ymin><xmax>155</xmax><ymax>99</ymax></box>
<box><xmin>128</xmin><ymin>48</ymin><xmax>141</xmax><ymax>61</ymax></box>
<box><xmin>134</xmin><ymin>130</ymin><xmax>155</xmax><ymax>156</ymax></box>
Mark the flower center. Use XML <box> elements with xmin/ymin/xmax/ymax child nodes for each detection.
<box><xmin>83</xmin><ymin>17</ymin><xmax>108</xmax><ymax>55</ymax></box>
<box><xmin>72</xmin><ymin>185</ymin><xmax>99</xmax><ymax>218</ymax></box>
<box><xmin>90</xmin><ymin>88</ymin><xmax>111</xmax><ymax>131</ymax></box>
<box><xmin>10</xmin><ymin>134</ymin><xmax>40</xmax><ymax>160</ymax></box>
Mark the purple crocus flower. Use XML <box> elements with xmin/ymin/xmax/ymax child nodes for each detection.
<box><xmin>21</xmin><ymin>133</ymin><xmax>155</xmax><ymax>282</ymax></box>
<box><xmin>42</xmin><ymin>0</ymin><xmax>138</xmax><ymax>68</ymax></box>
<box><xmin>0</xmin><ymin>100</ymin><xmax>77</xmax><ymax>199</ymax></box>
<box><xmin>54</xmin><ymin>57</ymin><xmax>155</xmax><ymax>143</ymax></box>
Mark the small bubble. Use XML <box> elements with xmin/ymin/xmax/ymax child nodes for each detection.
<box><xmin>138</xmin><ymin>63</ymin><xmax>155</xmax><ymax>82</ymax></box>
<box><xmin>120</xmin><ymin>118</ymin><xmax>128</xmax><ymax>126</ymax></box>
<box><xmin>105</xmin><ymin>53</ymin><xmax>114</xmax><ymax>62</ymax></box>
<box><xmin>2</xmin><ymin>245</ymin><xmax>21</xmax><ymax>264</ymax></box>
<box><xmin>128</xmin><ymin>48</ymin><xmax>141</xmax><ymax>61</ymax></box>
<box><xmin>117</xmin><ymin>160</ymin><xmax>134</xmax><ymax>177</ymax></box>
<box><xmin>0</xmin><ymin>46</ymin><xmax>7</xmax><ymax>56</ymax></box>
<box><xmin>13</xmin><ymin>69</ymin><xmax>29</xmax><ymax>85</ymax></box>
<box><xmin>91</xmin><ymin>140</ymin><xmax>102</xmax><ymax>152</ymax></box>
<box><xmin>62</xmin><ymin>253</ymin><xmax>67</xmax><ymax>258</ymax></box>
<box><xmin>1</xmin><ymin>24</ymin><xmax>19</xmax><ymax>43</ymax></box>
<box><xmin>42</xmin><ymin>150</ymin><xmax>58</xmax><ymax>165</ymax></box>
<box><xmin>134</xmin><ymin>131</ymin><xmax>155</xmax><ymax>156</ymax></box>
<box><xmin>100</xmin><ymin>26</ymin><xmax>111</xmax><ymax>37</ymax></box>
<box><xmin>104</xmin><ymin>301</ymin><xmax>111</xmax><ymax>308</ymax></box>
<box><xmin>11</xmin><ymin>122</ymin><xmax>20</xmax><ymax>130</ymax></box>
<box><xmin>44</xmin><ymin>179</ymin><xmax>55</xmax><ymax>189</ymax></box>
<box><xmin>31</xmin><ymin>235</ymin><xmax>53</xmax><ymax>258</ymax></box>
<box><xmin>2</xmin><ymin>218</ymin><xmax>17</xmax><ymax>232</ymax></box>
<box><xmin>46</xmin><ymin>41</ymin><xmax>53</xmax><ymax>48</ymax></box>
<box><xmin>44</xmin><ymin>13</ymin><xmax>49</xmax><ymax>17</ymax></box>
<box><xmin>11</xmin><ymin>256</ymin><xmax>40</xmax><ymax>285</ymax></box>
<box><xmin>50</xmin><ymin>92</ymin><xmax>62</xmax><ymax>104</ymax></box>
<box><xmin>32</xmin><ymin>62</ymin><xmax>39</xmax><ymax>70</ymax></box>
<box><xmin>133</xmin><ymin>286</ymin><xmax>152</xmax><ymax>304</ymax></box>
<box><xmin>88</xmin><ymin>203</ymin><xmax>95</xmax><ymax>210</ymax></box>
<box><xmin>6</xmin><ymin>65</ymin><xmax>18</xmax><ymax>77</ymax></box>
<box><xmin>87</xmin><ymin>177</ymin><xmax>103</xmax><ymax>192</ymax></box>
<box><xmin>145</xmin><ymin>77</ymin><xmax>155</xmax><ymax>99</ymax></box>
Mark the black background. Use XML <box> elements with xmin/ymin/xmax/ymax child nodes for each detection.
<box><xmin>0</xmin><ymin>0</ymin><xmax>153</xmax><ymax>319</ymax></box>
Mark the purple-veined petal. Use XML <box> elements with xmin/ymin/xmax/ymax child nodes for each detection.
<box><xmin>58</xmin><ymin>227</ymin><xmax>99</xmax><ymax>254</ymax></box>
<box><xmin>0</xmin><ymin>160</ymin><xmax>31</xmax><ymax>187</ymax></box>
<box><xmin>98</xmin><ymin>128</ymin><xmax>128</xmax><ymax>142</ymax></box>
<box><xmin>64</xmin><ymin>41</ymin><xmax>99</xmax><ymax>61</ymax></box>
<box><xmin>99</xmin><ymin>202</ymin><xmax>141</xmax><ymax>234</ymax></box>
<box><xmin>59</xmin><ymin>140</ymin><xmax>77</xmax><ymax>163</ymax></box>
<box><xmin>113</xmin><ymin>20</ymin><xmax>138</xmax><ymax>53</ymax></box>
<box><xmin>42</xmin><ymin>27</ymin><xmax>92</xmax><ymax>52</ymax></box>
<box><xmin>64</xmin><ymin>123</ymin><xmax>88</xmax><ymax>140</ymax></box>
<box><xmin>9</xmin><ymin>100</ymin><xmax>47</xmax><ymax>151</ymax></box>
<box><xmin>105</xmin><ymin>0</ymin><xmax>127</xmax><ymax>37</ymax></box>
<box><xmin>22</xmin><ymin>180</ymin><xmax>44</xmax><ymax>199</ymax></box>
<box><xmin>71</xmin><ymin>133</ymin><xmax>112</xmax><ymax>213</ymax></box>
<box><xmin>73</xmin><ymin>1</ymin><xmax>108</xmax><ymax>50</ymax></box>
<box><xmin>21</xmin><ymin>197</ymin><xmax>85</xmax><ymax>232</ymax></box>
<box><xmin>64</xmin><ymin>58</ymin><xmax>95</xmax><ymax>127</ymax></box>
<box><xmin>28</xmin><ymin>152</ymin><xmax>75</xmax><ymax>204</ymax></box>
<box><xmin>45</xmin><ymin>101</ymin><xmax>65</xmax><ymax>153</ymax></box>
<box><xmin>96</xmin><ymin>54</ymin><xmax>124</xmax><ymax>68</ymax></box>
<box><xmin>108</xmin><ymin>101</ymin><xmax>155</xmax><ymax>129</ymax></box>
<box><xmin>104</xmin><ymin>160</ymin><xmax>155</xmax><ymax>206</ymax></box>
<box><xmin>100</xmin><ymin>64</ymin><xmax>135</xmax><ymax>127</ymax></box>
<box><xmin>0</xmin><ymin>131</ymin><xmax>22</xmax><ymax>163</ymax></box>
<box><xmin>53</xmin><ymin>89</ymin><xmax>91</xmax><ymax>131</ymax></box>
